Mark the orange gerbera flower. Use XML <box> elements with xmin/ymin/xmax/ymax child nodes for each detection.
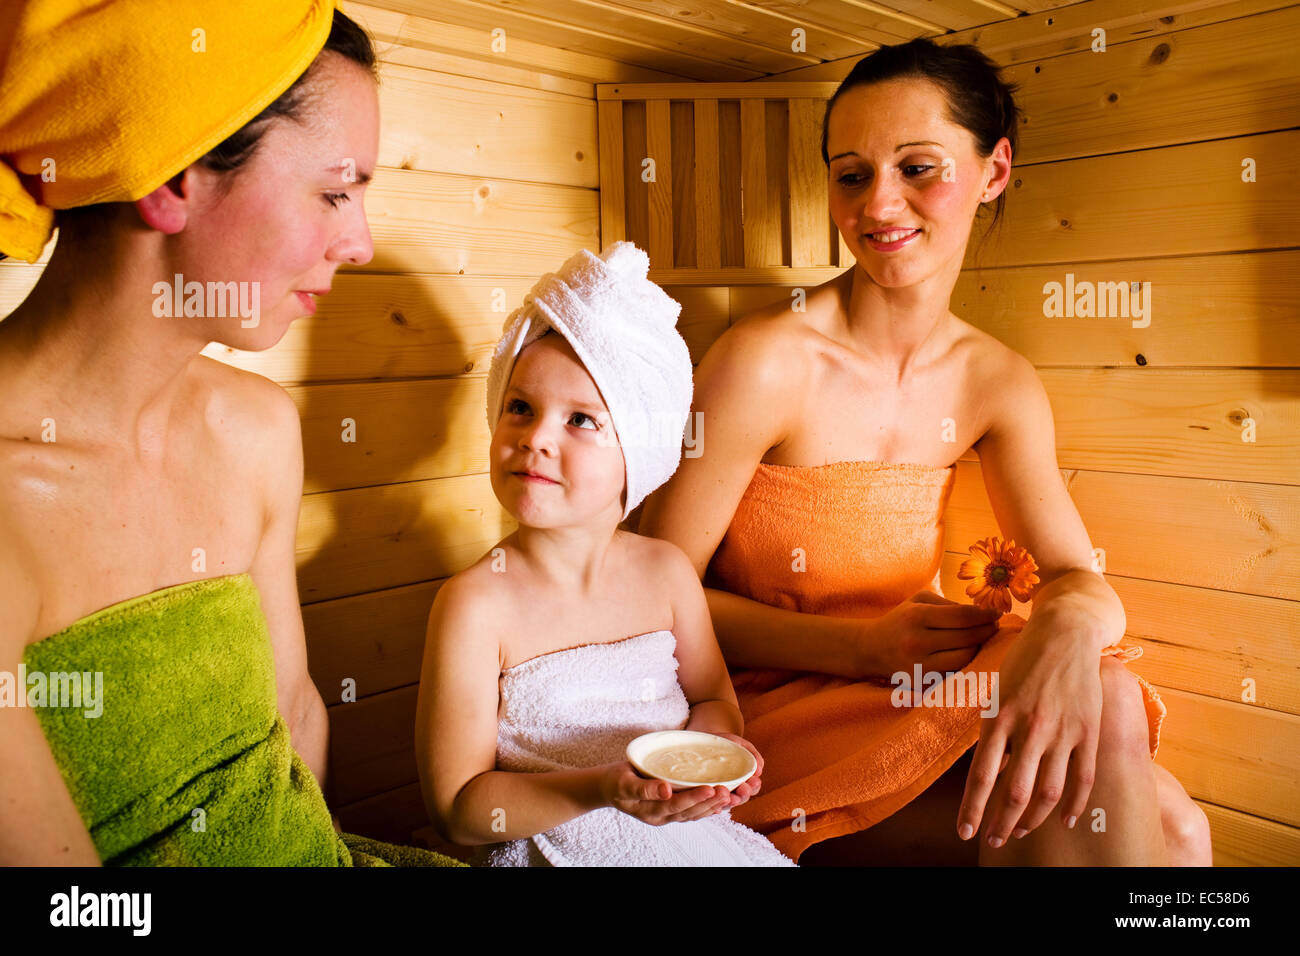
<box><xmin>957</xmin><ymin>536</ymin><xmax>1040</xmax><ymax>614</ymax></box>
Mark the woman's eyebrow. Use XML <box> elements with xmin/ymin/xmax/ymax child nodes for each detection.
<box><xmin>830</xmin><ymin>141</ymin><xmax>945</xmax><ymax>161</ymax></box>
<box><xmin>323</xmin><ymin>162</ymin><xmax>372</xmax><ymax>184</ymax></box>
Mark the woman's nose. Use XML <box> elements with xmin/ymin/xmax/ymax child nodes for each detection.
<box><xmin>861</xmin><ymin>173</ymin><xmax>907</xmax><ymax>224</ymax></box>
<box><xmin>333</xmin><ymin>202</ymin><xmax>374</xmax><ymax>266</ymax></box>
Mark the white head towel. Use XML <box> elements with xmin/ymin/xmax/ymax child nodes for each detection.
<box><xmin>485</xmin><ymin>241</ymin><xmax>694</xmax><ymax>521</ymax></box>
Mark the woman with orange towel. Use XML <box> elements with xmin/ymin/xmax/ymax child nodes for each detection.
<box><xmin>638</xmin><ymin>38</ymin><xmax>1211</xmax><ymax>866</ymax></box>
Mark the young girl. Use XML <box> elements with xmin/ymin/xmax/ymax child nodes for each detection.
<box><xmin>414</xmin><ymin>242</ymin><xmax>794</xmax><ymax>866</ymax></box>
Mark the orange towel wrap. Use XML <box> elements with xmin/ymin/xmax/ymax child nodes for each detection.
<box><xmin>705</xmin><ymin>460</ymin><xmax>1166</xmax><ymax>860</ymax></box>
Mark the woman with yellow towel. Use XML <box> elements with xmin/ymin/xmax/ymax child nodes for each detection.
<box><xmin>639</xmin><ymin>39</ymin><xmax>1211</xmax><ymax>866</ymax></box>
<box><xmin>0</xmin><ymin>0</ymin><xmax>459</xmax><ymax>866</ymax></box>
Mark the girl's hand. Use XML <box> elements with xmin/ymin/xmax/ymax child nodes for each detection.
<box><xmin>957</xmin><ymin>614</ymin><xmax>1104</xmax><ymax>847</ymax></box>
<box><xmin>603</xmin><ymin>762</ymin><xmax>731</xmax><ymax>825</ymax></box>
<box><xmin>710</xmin><ymin>733</ymin><xmax>764</xmax><ymax>808</ymax></box>
<box><xmin>858</xmin><ymin>590</ymin><xmax>1002</xmax><ymax>679</ymax></box>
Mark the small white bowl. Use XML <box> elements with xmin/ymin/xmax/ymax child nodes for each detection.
<box><xmin>626</xmin><ymin>730</ymin><xmax>757</xmax><ymax>791</ymax></box>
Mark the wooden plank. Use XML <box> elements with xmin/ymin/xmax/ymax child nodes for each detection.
<box><xmin>730</xmin><ymin>250</ymin><xmax>1300</xmax><ymax>367</ymax></box>
<box><xmin>718</xmin><ymin>102</ymin><xmax>744</xmax><ymax>268</ymax></box>
<box><xmin>328</xmin><ymin>684</ymin><xmax>419</xmax><ymax>805</ymax></box>
<box><xmin>297</xmin><ymin>473</ymin><xmax>515</xmax><ymax>603</ymax></box>
<box><xmin>1004</xmin><ymin>5</ymin><xmax>1300</xmax><ymax>165</ymax></box>
<box><xmin>671</xmin><ymin>102</ymin><xmax>696</xmax><ymax>270</ymax></box>
<box><xmin>603</xmin><ymin>82</ymin><xmax>838</xmax><ymax>100</ymax></box>
<box><xmin>949</xmin><ymin>0</ymin><xmax>1297</xmax><ymax>67</ymax></box>
<box><xmin>693</xmin><ymin>99</ymin><xmax>722</xmax><ymax>270</ymax></box>
<box><xmin>622</xmin><ymin>101</ymin><xmax>649</xmax><ymax>256</ymax></box>
<box><xmin>564</xmin><ymin>0</ymin><xmax>913</xmax><ymax>61</ymax></box>
<box><xmin>760</xmin><ymin>0</ymin><xmax>1296</xmax><ymax>77</ymax></box>
<box><xmin>306</xmin><ymin>578</ymin><xmax>442</xmax><ymax>703</ymax></box>
<box><xmin>333</xmin><ymin>780</ymin><xmax>455</xmax><ymax>853</ymax></box>
<box><xmin>438</xmin><ymin>0</ymin><xmax>815</xmax><ymax>75</ymax></box>
<box><xmin>1199</xmin><ymin>800</ymin><xmax>1300</xmax><ymax>866</ymax></box>
<box><xmin>200</xmin><ymin>273</ymin><xmax>537</xmax><ymax>385</ymax></box>
<box><xmin>1152</xmin><ymin>686</ymin><xmax>1300</xmax><ymax>827</ymax></box>
<box><xmin>368</xmin><ymin>0</ymin><xmax>762</xmax><ymax>81</ymax></box>
<box><xmin>342</xmin><ymin>0</ymin><xmax>687</xmax><ymax>86</ymax></box>
<box><xmin>1035</xmin><ymin>368</ymin><xmax>1298</xmax><ymax>487</ymax></box>
<box><xmin>362</xmin><ymin>165</ymin><xmax>599</xmax><ymax>277</ymax></box>
<box><xmin>597</xmin><ymin>99</ymin><xmax>626</xmax><ymax>247</ymax></box>
<box><xmin>938</xmin><ymin>554</ymin><xmax>1300</xmax><ymax>716</ymax></box>
<box><xmin>740</xmin><ymin>99</ymin><xmax>772</xmax><ymax>267</ymax></box>
<box><xmin>373</xmin><ymin>60</ymin><xmax>598</xmax><ymax>188</ymax></box>
<box><xmin>787</xmin><ymin>98</ymin><xmax>828</xmax><ymax>267</ymax></box>
<box><xmin>882</xmin><ymin>0</ymin><xmax>1018</xmax><ymax>32</ymax></box>
<box><xmin>291</xmin><ymin>378</ymin><xmax>487</xmax><ymax>494</ymax></box>
<box><xmin>972</xmin><ymin>130</ymin><xmax>1299</xmax><ymax>268</ymax></box>
<box><xmin>644</xmin><ymin>99</ymin><xmax>674</xmax><ymax>268</ymax></box>
<box><xmin>944</xmin><ymin>462</ymin><xmax>1298</xmax><ymax>600</ymax></box>
<box><xmin>953</xmin><ymin>251</ymin><xmax>1300</xmax><ymax>367</ymax></box>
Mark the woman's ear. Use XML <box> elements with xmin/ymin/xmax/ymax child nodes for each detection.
<box><xmin>133</xmin><ymin>170</ymin><xmax>191</xmax><ymax>235</ymax></box>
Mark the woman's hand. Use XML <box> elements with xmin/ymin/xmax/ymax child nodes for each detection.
<box><xmin>857</xmin><ymin>590</ymin><xmax>1002</xmax><ymax>679</ymax></box>
<box><xmin>711</xmin><ymin>733</ymin><xmax>764</xmax><ymax>808</ymax></box>
<box><xmin>956</xmin><ymin>611</ymin><xmax>1104</xmax><ymax>847</ymax></box>
<box><xmin>602</xmin><ymin>762</ymin><xmax>732</xmax><ymax>825</ymax></box>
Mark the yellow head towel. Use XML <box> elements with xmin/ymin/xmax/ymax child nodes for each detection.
<box><xmin>0</xmin><ymin>0</ymin><xmax>339</xmax><ymax>263</ymax></box>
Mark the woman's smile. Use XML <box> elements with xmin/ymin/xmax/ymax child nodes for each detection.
<box><xmin>864</xmin><ymin>227</ymin><xmax>922</xmax><ymax>251</ymax></box>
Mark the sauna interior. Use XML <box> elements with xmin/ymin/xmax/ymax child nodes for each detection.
<box><xmin>1</xmin><ymin>0</ymin><xmax>1295</xmax><ymax>866</ymax></box>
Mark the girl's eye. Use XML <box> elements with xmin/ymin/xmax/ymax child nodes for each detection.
<box><xmin>837</xmin><ymin>173</ymin><xmax>865</xmax><ymax>187</ymax></box>
<box><xmin>570</xmin><ymin>412</ymin><xmax>599</xmax><ymax>430</ymax></box>
<box><xmin>506</xmin><ymin>399</ymin><xmax>529</xmax><ymax>415</ymax></box>
<box><xmin>904</xmin><ymin>164</ymin><xmax>935</xmax><ymax>176</ymax></box>
<box><xmin>324</xmin><ymin>192</ymin><xmax>351</xmax><ymax>209</ymax></box>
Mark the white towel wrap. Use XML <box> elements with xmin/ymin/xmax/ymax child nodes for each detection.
<box><xmin>483</xmin><ymin>630</ymin><xmax>795</xmax><ymax>867</ymax></box>
<box><xmin>484</xmin><ymin>241</ymin><xmax>694</xmax><ymax>521</ymax></box>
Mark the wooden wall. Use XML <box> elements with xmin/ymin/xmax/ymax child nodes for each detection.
<box><xmin>1</xmin><ymin>0</ymin><xmax>1294</xmax><ymax>865</ymax></box>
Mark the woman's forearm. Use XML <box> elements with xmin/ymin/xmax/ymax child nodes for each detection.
<box><xmin>1027</xmin><ymin>568</ymin><xmax>1126</xmax><ymax>652</ymax></box>
<box><xmin>705</xmin><ymin>586</ymin><xmax>867</xmax><ymax>677</ymax></box>
<box><xmin>443</xmin><ymin>766</ymin><xmax>608</xmax><ymax>845</ymax></box>
<box><xmin>289</xmin><ymin>684</ymin><xmax>330</xmax><ymax>791</ymax></box>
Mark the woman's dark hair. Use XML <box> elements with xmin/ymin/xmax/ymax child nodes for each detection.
<box><xmin>820</xmin><ymin>38</ymin><xmax>1021</xmax><ymax>235</ymax></box>
<box><xmin>198</xmin><ymin>9</ymin><xmax>377</xmax><ymax>179</ymax></box>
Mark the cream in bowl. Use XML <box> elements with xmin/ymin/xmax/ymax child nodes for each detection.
<box><xmin>626</xmin><ymin>730</ymin><xmax>757</xmax><ymax>791</ymax></box>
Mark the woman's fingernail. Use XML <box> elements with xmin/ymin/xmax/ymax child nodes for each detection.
<box><xmin>958</xmin><ymin>823</ymin><xmax>973</xmax><ymax>840</ymax></box>
<box><xmin>988</xmin><ymin>835</ymin><xmax>1004</xmax><ymax>849</ymax></box>
<box><xmin>1012</xmin><ymin>827</ymin><xmax>1027</xmax><ymax>839</ymax></box>
<box><xmin>1066</xmin><ymin>815</ymin><xmax>1077</xmax><ymax>829</ymax></box>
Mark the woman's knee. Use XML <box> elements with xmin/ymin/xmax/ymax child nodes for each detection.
<box><xmin>1157</xmin><ymin>768</ymin><xmax>1213</xmax><ymax>865</ymax></box>
<box><xmin>1095</xmin><ymin>657</ymin><xmax>1153</xmax><ymax>764</ymax></box>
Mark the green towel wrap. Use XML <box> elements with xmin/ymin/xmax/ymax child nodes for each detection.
<box><xmin>21</xmin><ymin>572</ymin><xmax>461</xmax><ymax>867</ymax></box>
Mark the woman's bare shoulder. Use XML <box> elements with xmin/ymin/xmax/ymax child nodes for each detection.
<box><xmin>695</xmin><ymin>292</ymin><xmax>822</xmax><ymax>417</ymax></box>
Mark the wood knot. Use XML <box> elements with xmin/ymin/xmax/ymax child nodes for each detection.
<box><xmin>390</xmin><ymin>310</ymin><xmax>407</xmax><ymax>326</ymax></box>
<box><xmin>1149</xmin><ymin>43</ymin><xmax>1171</xmax><ymax>66</ymax></box>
